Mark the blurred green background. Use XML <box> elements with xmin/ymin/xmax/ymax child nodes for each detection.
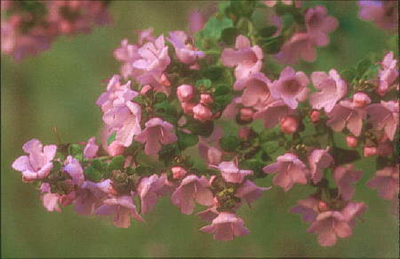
<box><xmin>1</xmin><ymin>1</ymin><xmax>398</xmax><ymax>258</ymax></box>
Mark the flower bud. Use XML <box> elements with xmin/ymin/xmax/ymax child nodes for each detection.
<box><xmin>363</xmin><ymin>146</ymin><xmax>377</xmax><ymax>157</ymax></box>
<box><xmin>280</xmin><ymin>116</ymin><xmax>298</xmax><ymax>134</ymax></box>
<box><xmin>353</xmin><ymin>92</ymin><xmax>371</xmax><ymax>108</ymax></box>
<box><xmin>238</xmin><ymin>126</ymin><xmax>250</xmax><ymax>141</ymax></box>
<box><xmin>239</xmin><ymin>108</ymin><xmax>254</xmax><ymax>122</ymax></box>
<box><xmin>181</xmin><ymin>102</ymin><xmax>195</xmax><ymax>114</ymax></box>
<box><xmin>193</xmin><ymin>103</ymin><xmax>213</xmax><ymax>122</ymax></box>
<box><xmin>346</xmin><ymin>136</ymin><xmax>358</xmax><ymax>148</ymax></box>
<box><xmin>318</xmin><ymin>201</ymin><xmax>328</xmax><ymax>212</ymax></box>
<box><xmin>310</xmin><ymin>110</ymin><xmax>320</xmax><ymax>123</ymax></box>
<box><xmin>200</xmin><ymin>94</ymin><xmax>213</xmax><ymax>105</ymax></box>
<box><xmin>177</xmin><ymin>84</ymin><xmax>194</xmax><ymax>102</ymax></box>
<box><xmin>160</xmin><ymin>73</ymin><xmax>170</xmax><ymax>86</ymax></box>
<box><xmin>108</xmin><ymin>141</ymin><xmax>125</xmax><ymax>157</ymax></box>
<box><xmin>140</xmin><ymin>85</ymin><xmax>152</xmax><ymax>95</ymax></box>
<box><xmin>207</xmin><ymin>147</ymin><xmax>222</xmax><ymax>165</ymax></box>
<box><xmin>171</xmin><ymin>166</ymin><xmax>187</xmax><ymax>179</ymax></box>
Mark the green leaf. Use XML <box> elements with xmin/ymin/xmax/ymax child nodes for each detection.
<box><xmin>154</xmin><ymin>92</ymin><xmax>168</xmax><ymax>102</ymax></box>
<box><xmin>84</xmin><ymin>166</ymin><xmax>103</xmax><ymax>182</ymax></box>
<box><xmin>108</xmin><ymin>155</ymin><xmax>125</xmax><ymax>171</ymax></box>
<box><xmin>177</xmin><ymin>131</ymin><xmax>199</xmax><ymax>150</ymax></box>
<box><xmin>258</xmin><ymin>26</ymin><xmax>278</xmax><ymax>38</ymax></box>
<box><xmin>261</xmin><ymin>36</ymin><xmax>284</xmax><ymax>54</ymax></box>
<box><xmin>185</xmin><ymin>118</ymin><xmax>214</xmax><ymax>138</ymax></box>
<box><xmin>357</xmin><ymin>59</ymin><xmax>372</xmax><ymax>76</ymax></box>
<box><xmin>330</xmin><ymin>147</ymin><xmax>361</xmax><ymax>165</ymax></box>
<box><xmin>260</xmin><ymin>141</ymin><xmax>280</xmax><ymax>154</ymax></box>
<box><xmin>228</xmin><ymin>0</ymin><xmax>256</xmax><ymax>18</ymax></box>
<box><xmin>195</xmin><ymin>17</ymin><xmax>234</xmax><ymax>45</ymax></box>
<box><xmin>221</xmin><ymin>27</ymin><xmax>240</xmax><ymax>45</ymax></box>
<box><xmin>107</xmin><ymin>132</ymin><xmax>117</xmax><ymax>146</ymax></box>
<box><xmin>340</xmin><ymin>69</ymin><xmax>357</xmax><ymax>83</ymax></box>
<box><xmin>195</xmin><ymin>79</ymin><xmax>212</xmax><ymax>90</ymax></box>
<box><xmin>220</xmin><ymin>135</ymin><xmax>241</xmax><ymax>152</ymax></box>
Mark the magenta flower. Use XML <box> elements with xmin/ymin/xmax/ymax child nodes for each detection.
<box><xmin>327</xmin><ymin>99</ymin><xmax>366</xmax><ymax>137</ymax></box>
<box><xmin>254</xmin><ymin>100</ymin><xmax>297</xmax><ymax>129</ymax></box>
<box><xmin>235</xmin><ymin>180</ymin><xmax>270</xmax><ymax>205</ymax></box>
<box><xmin>366</xmin><ymin>100</ymin><xmax>399</xmax><ymax>141</ymax></box>
<box><xmin>310</xmin><ymin>69</ymin><xmax>347</xmax><ymax>113</ymax></box>
<box><xmin>270</xmin><ymin>67</ymin><xmax>310</xmax><ymax>109</ymax></box>
<box><xmin>358</xmin><ymin>1</ymin><xmax>398</xmax><ymax>31</ymax></box>
<box><xmin>221</xmin><ymin>35</ymin><xmax>263</xmax><ymax>80</ymax></box>
<box><xmin>290</xmin><ymin>196</ymin><xmax>320</xmax><ymax>223</ymax></box>
<box><xmin>137</xmin><ymin>174</ymin><xmax>167</xmax><ymax>214</ymax></box>
<box><xmin>171</xmin><ymin>174</ymin><xmax>213</xmax><ymax>215</ymax></box>
<box><xmin>12</xmin><ymin>139</ymin><xmax>57</xmax><ymax>181</ymax></box>
<box><xmin>167</xmin><ymin>31</ymin><xmax>205</xmax><ymax>65</ymax></box>
<box><xmin>333</xmin><ymin>165</ymin><xmax>363</xmax><ymax>201</ymax></box>
<box><xmin>83</xmin><ymin>137</ymin><xmax>99</xmax><ymax>159</ymax></box>
<box><xmin>200</xmin><ymin>212</ymin><xmax>250</xmax><ymax>241</ymax></box>
<box><xmin>63</xmin><ymin>156</ymin><xmax>84</xmax><ymax>186</ymax></box>
<box><xmin>134</xmin><ymin>118</ymin><xmax>178</xmax><ymax>155</ymax></box>
<box><xmin>263</xmin><ymin>153</ymin><xmax>309</xmax><ymax>192</ymax></box>
<box><xmin>233</xmin><ymin>72</ymin><xmax>273</xmax><ymax>110</ymax></box>
<box><xmin>367</xmin><ymin>165</ymin><xmax>399</xmax><ymax>200</ymax></box>
<box><xmin>96</xmin><ymin>195</ymin><xmax>144</xmax><ymax>228</ymax></box>
<box><xmin>212</xmin><ymin>161</ymin><xmax>253</xmax><ymax>184</ymax></box>
<box><xmin>308</xmin><ymin>148</ymin><xmax>334</xmax><ymax>184</ymax></box>
<box><xmin>305</xmin><ymin>5</ymin><xmax>338</xmax><ymax>46</ymax></box>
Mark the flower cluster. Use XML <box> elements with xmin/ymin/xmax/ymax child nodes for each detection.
<box><xmin>11</xmin><ymin>0</ymin><xmax>398</xmax><ymax>246</ymax></box>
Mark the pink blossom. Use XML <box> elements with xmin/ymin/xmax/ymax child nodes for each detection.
<box><xmin>107</xmin><ymin>141</ymin><xmax>125</xmax><ymax>157</ymax></box>
<box><xmin>200</xmin><ymin>94</ymin><xmax>213</xmax><ymax>106</ymax></box>
<box><xmin>280</xmin><ymin>116</ymin><xmax>298</xmax><ymax>134</ymax></box>
<box><xmin>305</xmin><ymin>5</ymin><xmax>338</xmax><ymax>46</ymax></box>
<box><xmin>235</xmin><ymin>180</ymin><xmax>270</xmax><ymax>205</ymax></box>
<box><xmin>333</xmin><ymin>165</ymin><xmax>363</xmax><ymax>201</ymax></box>
<box><xmin>327</xmin><ymin>99</ymin><xmax>366</xmax><ymax>137</ymax></box>
<box><xmin>213</xmin><ymin>161</ymin><xmax>253</xmax><ymax>184</ymax></box>
<box><xmin>366</xmin><ymin>100</ymin><xmax>398</xmax><ymax>141</ymax></box>
<box><xmin>346</xmin><ymin>136</ymin><xmax>358</xmax><ymax>148</ymax></box>
<box><xmin>40</xmin><ymin>182</ymin><xmax>76</xmax><ymax>212</ymax></box>
<box><xmin>221</xmin><ymin>35</ymin><xmax>263</xmax><ymax>80</ymax></box>
<box><xmin>198</xmin><ymin>127</ymin><xmax>223</xmax><ymax>165</ymax></box>
<box><xmin>113</xmin><ymin>39</ymin><xmax>140</xmax><ymax>79</ymax></box>
<box><xmin>254</xmin><ymin>100</ymin><xmax>297</xmax><ymax>129</ymax></box>
<box><xmin>310</xmin><ymin>110</ymin><xmax>321</xmax><ymax>122</ymax></box>
<box><xmin>181</xmin><ymin>102</ymin><xmax>195</xmax><ymax>115</ymax></box>
<box><xmin>134</xmin><ymin>118</ymin><xmax>178</xmax><ymax>155</ymax></box>
<box><xmin>171</xmin><ymin>174</ymin><xmax>213</xmax><ymax>214</ymax></box>
<box><xmin>353</xmin><ymin>92</ymin><xmax>371</xmax><ymax>108</ymax></box>
<box><xmin>137</xmin><ymin>28</ymin><xmax>155</xmax><ymax>45</ymax></box>
<box><xmin>222</xmin><ymin>97</ymin><xmax>242</xmax><ymax>119</ymax></box>
<box><xmin>239</xmin><ymin>108</ymin><xmax>254</xmax><ymax>122</ymax></box>
<box><xmin>193</xmin><ymin>103</ymin><xmax>213</xmax><ymax>122</ymax></box>
<box><xmin>63</xmin><ymin>156</ymin><xmax>84</xmax><ymax>186</ymax></box>
<box><xmin>196</xmin><ymin>205</ymin><xmax>219</xmax><ymax>222</ymax></box>
<box><xmin>188</xmin><ymin>9</ymin><xmax>206</xmax><ymax>35</ymax></box>
<box><xmin>12</xmin><ymin>139</ymin><xmax>57</xmax><ymax>181</ymax></box>
<box><xmin>290</xmin><ymin>196</ymin><xmax>320</xmax><ymax>223</ymax></box>
<box><xmin>96</xmin><ymin>195</ymin><xmax>144</xmax><ymax>228</ymax></box>
<box><xmin>275</xmin><ymin>33</ymin><xmax>318</xmax><ymax>64</ymax></box>
<box><xmin>358</xmin><ymin>1</ymin><xmax>398</xmax><ymax>31</ymax></box>
<box><xmin>310</xmin><ymin>69</ymin><xmax>347</xmax><ymax>113</ymax></box>
<box><xmin>308</xmin><ymin>148</ymin><xmax>334</xmax><ymax>184</ymax></box>
<box><xmin>137</xmin><ymin>174</ymin><xmax>167</xmax><ymax>214</ymax></box>
<box><xmin>83</xmin><ymin>137</ymin><xmax>99</xmax><ymax>159</ymax></box>
<box><xmin>367</xmin><ymin>165</ymin><xmax>399</xmax><ymax>200</ymax></box>
<box><xmin>377</xmin><ymin>52</ymin><xmax>398</xmax><ymax>96</ymax></box>
<box><xmin>73</xmin><ymin>180</ymin><xmax>111</xmax><ymax>215</ymax></box>
<box><xmin>171</xmin><ymin>166</ymin><xmax>187</xmax><ymax>179</ymax></box>
<box><xmin>177</xmin><ymin>84</ymin><xmax>194</xmax><ymax>103</ymax></box>
<box><xmin>263</xmin><ymin>153</ymin><xmax>309</xmax><ymax>192</ymax></box>
<box><xmin>271</xmin><ymin>67</ymin><xmax>310</xmax><ymax>109</ymax></box>
<box><xmin>363</xmin><ymin>146</ymin><xmax>377</xmax><ymax>157</ymax></box>
<box><xmin>167</xmin><ymin>31</ymin><xmax>205</xmax><ymax>64</ymax></box>
<box><xmin>200</xmin><ymin>212</ymin><xmax>250</xmax><ymax>241</ymax></box>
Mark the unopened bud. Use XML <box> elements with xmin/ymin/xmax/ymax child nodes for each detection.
<box><xmin>181</xmin><ymin>102</ymin><xmax>195</xmax><ymax>114</ymax></box>
<box><xmin>280</xmin><ymin>116</ymin><xmax>298</xmax><ymax>134</ymax></box>
<box><xmin>177</xmin><ymin>84</ymin><xmax>194</xmax><ymax>102</ymax></box>
<box><xmin>353</xmin><ymin>92</ymin><xmax>371</xmax><ymax>108</ymax></box>
<box><xmin>346</xmin><ymin>136</ymin><xmax>358</xmax><ymax>148</ymax></box>
<box><xmin>318</xmin><ymin>201</ymin><xmax>329</xmax><ymax>212</ymax></box>
<box><xmin>239</xmin><ymin>108</ymin><xmax>254</xmax><ymax>122</ymax></box>
<box><xmin>200</xmin><ymin>94</ymin><xmax>213</xmax><ymax>105</ymax></box>
<box><xmin>108</xmin><ymin>141</ymin><xmax>125</xmax><ymax>157</ymax></box>
<box><xmin>310</xmin><ymin>110</ymin><xmax>320</xmax><ymax>122</ymax></box>
<box><xmin>193</xmin><ymin>103</ymin><xmax>213</xmax><ymax>122</ymax></box>
<box><xmin>363</xmin><ymin>146</ymin><xmax>377</xmax><ymax>157</ymax></box>
<box><xmin>171</xmin><ymin>166</ymin><xmax>187</xmax><ymax>179</ymax></box>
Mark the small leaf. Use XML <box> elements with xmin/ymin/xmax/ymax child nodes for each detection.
<box><xmin>84</xmin><ymin>166</ymin><xmax>103</xmax><ymax>182</ymax></box>
<box><xmin>258</xmin><ymin>26</ymin><xmax>277</xmax><ymax>38</ymax></box>
<box><xmin>220</xmin><ymin>135</ymin><xmax>241</xmax><ymax>152</ymax></box>
<box><xmin>108</xmin><ymin>155</ymin><xmax>125</xmax><ymax>171</ymax></box>
<box><xmin>340</xmin><ymin>69</ymin><xmax>357</xmax><ymax>83</ymax></box>
<box><xmin>330</xmin><ymin>147</ymin><xmax>361</xmax><ymax>165</ymax></box>
<box><xmin>107</xmin><ymin>132</ymin><xmax>117</xmax><ymax>146</ymax></box>
<box><xmin>357</xmin><ymin>59</ymin><xmax>372</xmax><ymax>76</ymax></box>
<box><xmin>261</xmin><ymin>36</ymin><xmax>284</xmax><ymax>54</ymax></box>
<box><xmin>177</xmin><ymin>131</ymin><xmax>199</xmax><ymax>150</ymax></box>
<box><xmin>221</xmin><ymin>28</ymin><xmax>240</xmax><ymax>45</ymax></box>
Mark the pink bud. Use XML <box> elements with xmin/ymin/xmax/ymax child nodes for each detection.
<box><xmin>280</xmin><ymin>116</ymin><xmax>298</xmax><ymax>134</ymax></box>
<box><xmin>171</xmin><ymin>166</ymin><xmax>187</xmax><ymax>179</ymax></box>
<box><xmin>318</xmin><ymin>201</ymin><xmax>328</xmax><ymax>212</ymax></box>
<box><xmin>207</xmin><ymin>147</ymin><xmax>222</xmax><ymax>165</ymax></box>
<box><xmin>353</xmin><ymin>92</ymin><xmax>371</xmax><ymax>108</ymax></box>
<box><xmin>363</xmin><ymin>146</ymin><xmax>377</xmax><ymax>157</ymax></box>
<box><xmin>238</xmin><ymin>126</ymin><xmax>251</xmax><ymax>140</ymax></box>
<box><xmin>177</xmin><ymin>84</ymin><xmax>194</xmax><ymax>102</ymax></box>
<box><xmin>108</xmin><ymin>141</ymin><xmax>125</xmax><ymax>157</ymax></box>
<box><xmin>310</xmin><ymin>110</ymin><xmax>320</xmax><ymax>123</ymax></box>
<box><xmin>181</xmin><ymin>102</ymin><xmax>195</xmax><ymax>114</ymax></box>
<box><xmin>193</xmin><ymin>103</ymin><xmax>213</xmax><ymax>122</ymax></box>
<box><xmin>140</xmin><ymin>85</ymin><xmax>152</xmax><ymax>95</ymax></box>
<box><xmin>346</xmin><ymin>136</ymin><xmax>358</xmax><ymax>148</ymax></box>
<box><xmin>200</xmin><ymin>94</ymin><xmax>213</xmax><ymax>105</ymax></box>
<box><xmin>160</xmin><ymin>74</ymin><xmax>171</xmax><ymax>86</ymax></box>
<box><xmin>239</xmin><ymin>108</ymin><xmax>254</xmax><ymax>122</ymax></box>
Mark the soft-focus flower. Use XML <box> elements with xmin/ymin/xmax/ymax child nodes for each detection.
<box><xmin>96</xmin><ymin>195</ymin><xmax>144</xmax><ymax>228</ymax></box>
<box><xmin>177</xmin><ymin>84</ymin><xmax>194</xmax><ymax>103</ymax></box>
<box><xmin>73</xmin><ymin>180</ymin><xmax>111</xmax><ymax>215</ymax></box>
<box><xmin>290</xmin><ymin>196</ymin><xmax>320</xmax><ymax>223</ymax></box>
<box><xmin>308</xmin><ymin>148</ymin><xmax>333</xmax><ymax>184</ymax></box>
<box><xmin>264</xmin><ymin>0</ymin><xmax>301</xmax><ymax>7</ymax></box>
<box><xmin>213</xmin><ymin>161</ymin><xmax>253</xmax><ymax>184</ymax></box>
<box><xmin>221</xmin><ymin>35</ymin><xmax>263</xmax><ymax>80</ymax></box>
<box><xmin>333</xmin><ymin>165</ymin><xmax>363</xmax><ymax>201</ymax></box>
<box><xmin>310</xmin><ymin>69</ymin><xmax>347</xmax><ymax>113</ymax></box>
<box><xmin>305</xmin><ymin>5</ymin><xmax>338</xmax><ymax>46</ymax></box>
<box><xmin>200</xmin><ymin>212</ymin><xmax>250</xmax><ymax>241</ymax></box>
<box><xmin>280</xmin><ymin>116</ymin><xmax>298</xmax><ymax>134</ymax></box>
<box><xmin>310</xmin><ymin>110</ymin><xmax>321</xmax><ymax>122</ymax></box>
<box><xmin>171</xmin><ymin>174</ymin><xmax>213</xmax><ymax>215</ymax></box>
<box><xmin>12</xmin><ymin>139</ymin><xmax>57</xmax><ymax>181</ymax></box>
<box><xmin>193</xmin><ymin>103</ymin><xmax>213</xmax><ymax>122</ymax></box>
<box><xmin>366</xmin><ymin>100</ymin><xmax>399</xmax><ymax>141</ymax></box>
<box><xmin>135</xmin><ymin>118</ymin><xmax>178</xmax><ymax>155</ymax></box>
<box><xmin>377</xmin><ymin>52</ymin><xmax>398</xmax><ymax>96</ymax></box>
<box><xmin>235</xmin><ymin>180</ymin><xmax>270</xmax><ymax>205</ymax></box>
<box><xmin>263</xmin><ymin>153</ymin><xmax>309</xmax><ymax>191</ymax></box>
<box><xmin>40</xmin><ymin>182</ymin><xmax>76</xmax><ymax>212</ymax></box>
<box><xmin>358</xmin><ymin>0</ymin><xmax>398</xmax><ymax>31</ymax></box>
<box><xmin>254</xmin><ymin>100</ymin><xmax>297</xmax><ymax>129</ymax></box>
<box><xmin>352</xmin><ymin>92</ymin><xmax>371</xmax><ymax>108</ymax></box>
<box><xmin>63</xmin><ymin>156</ymin><xmax>84</xmax><ymax>186</ymax></box>
<box><xmin>83</xmin><ymin>137</ymin><xmax>99</xmax><ymax>159</ymax></box>
<box><xmin>114</xmin><ymin>39</ymin><xmax>140</xmax><ymax>79</ymax></box>
<box><xmin>198</xmin><ymin>127</ymin><xmax>223</xmax><ymax>165</ymax></box>
<box><xmin>271</xmin><ymin>67</ymin><xmax>310</xmax><ymax>109</ymax></box>
<box><xmin>137</xmin><ymin>174</ymin><xmax>167</xmax><ymax>214</ymax></box>
<box><xmin>137</xmin><ymin>27</ymin><xmax>155</xmax><ymax>45</ymax></box>
<box><xmin>367</xmin><ymin>165</ymin><xmax>399</xmax><ymax>200</ymax></box>
<box><xmin>239</xmin><ymin>108</ymin><xmax>254</xmax><ymax>122</ymax></box>
<box><xmin>200</xmin><ymin>94</ymin><xmax>213</xmax><ymax>106</ymax></box>
<box><xmin>363</xmin><ymin>146</ymin><xmax>377</xmax><ymax>157</ymax></box>
<box><xmin>167</xmin><ymin>31</ymin><xmax>205</xmax><ymax>65</ymax></box>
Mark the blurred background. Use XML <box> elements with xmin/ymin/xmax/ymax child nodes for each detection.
<box><xmin>1</xmin><ymin>1</ymin><xmax>398</xmax><ymax>258</ymax></box>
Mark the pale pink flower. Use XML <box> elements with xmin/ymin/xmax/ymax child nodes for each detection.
<box><xmin>235</xmin><ymin>180</ymin><xmax>270</xmax><ymax>205</ymax></box>
<box><xmin>271</xmin><ymin>67</ymin><xmax>310</xmax><ymax>109</ymax></box>
<box><xmin>83</xmin><ymin>137</ymin><xmax>99</xmax><ymax>159</ymax></box>
<box><xmin>188</xmin><ymin>9</ymin><xmax>206</xmax><ymax>35</ymax></box>
<box><xmin>366</xmin><ymin>100</ymin><xmax>398</xmax><ymax>141</ymax></box>
<box><xmin>352</xmin><ymin>92</ymin><xmax>371</xmax><ymax>108</ymax></box>
<box><xmin>263</xmin><ymin>153</ymin><xmax>309</xmax><ymax>192</ymax></box>
<box><xmin>12</xmin><ymin>139</ymin><xmax>57</xmax><ymax>181</ymax></box>
<box><xmin>96</xmin><ymin>195</ymin><xmax>144</xmax><ymax>228</ymax></box>
<box><xmin>137</xmin><ymin>28</ymin><xmax>155</xmax><ymax>45</ymax></box>
<box><xmin>171</xmin><ymin>174</ymin><xmax>213</xmax><ymax>214</ymax></box>
<box><xmin>137</xmin><ymin>174</ymin><xmax>167</xmax><ymax>214</ymax></box>
<box><xmin>107</xmin><ymin>141</ymin><xmax>125</xmax><ymax>157</ymax></box>
<box><xmin>358</xmin><ymin>1</ymin><xmax>398</xmax><ymax>31</ymax></box>
<box><xmin>221</xmin><ymin>35</ymin><xmax>263</xmax><ymax>80</ymax></box>
<box><xmin>73</xmin><ymin>179</ymin><xmax>111</xmax><ymax>215</ymax></box>
<box><xmin>113</xmin><ymin>39</ymin><xmax>140</xmax><ymax>79</ymax></box>
<box><xmin>193</xmin><ymin>103</ymin><xmax>213</xmax><ymax>122</ymax></box>
<box><xmin>305</xmin><ymin>5</ymin><xmax>338</xmax><ymax>46</ymax></box>
<box><xmin>200</xmin><ymin>212</ymin><xmax>250</xmax><ymax>241</ymax></box>
<box><xmin>254</xmin><ymin>99</ymin><xmax>297</xmax><ymax>129</ymax></box>
<box><xmin>63</xmin><ymin>156</ymin><xmax>84</xmax><ymax>186</ymax></box>
<box><xmin>280</xmin><ymin>116</ymin><xmax>298</xmax><ymax>134</ymax></box>
<box><xmin>176</xmin><ymin>84</ymin><xmax>194</xmax><ymax>103</ymax></box>
<box><xmin>290</xmin><ymin>196</ymin><xmax>320</xmax><ymax>223</ymax></box>
<box><xmin>134</xmin><ymin>118</ymin><xmax>178</xmax><ymax>155</ymax></box>
<box><xmin>333</xmin><ymin>165</ymin><xmax>363</xmax><ymax>201</ymax></box>
<box><xmin>200</xmin><ymin>94</ymin><xmax>213</xmax><ymax>105</ymax></box>
<box><xmin>213</xmin><ymin>161</ymin><xmax>253</xmax><ymax>184</ymax></box>
<box><xmin>171</xmin><ymin>166</ymin><xmax>187</xmax><ymax>179</ymax></box>
<box><xmin>377</xmin><ymin>52</ymin><xmax>398</xmax><ymax>96</ymax></box>
<box><xmin>310</xmin><ymin>69</ymin><xmax>347</xmax><ymax>113</ymax></box>
<box><xmin>40</xmin><ymin>182</ymin><xmax>76</xmax><ymax>212</ymax></box>
<box><xmin>167</xmin><ymin>31</ymin><xmax>205</xmax><ymax>64</ymax></box>
<box><xmin>275</xmin><ymin>33</ymin><xmax>318</xmax><ymax>64</ymax></box>
<box><xmin>308</xmin><ymin>148</ymin><xmax>334</xmax><ymax>184</ymax></box>
<box><xmin>239</xmin><ymin>108</ymin><xmax>254</xmax><ymax>122</ymax></box>
<box><xmin>367</xmin><ymin>165</ymin><xmax>399</xmax><ymax>200</ymax></box>
<box><xmin>198</xmin><ymin>127</ymin><xmax>223</xmax><ymax>165</ymax></box>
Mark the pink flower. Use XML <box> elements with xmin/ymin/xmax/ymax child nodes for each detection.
<box><xmin>264</xmin><ymin>0</ymin><xmax>301</xmax><ymax>7</ymax></box>
<box><xmin>107</xmin><ymin>141</ymin><xmax>125</xmax><ymax>157</ymax></box>
<box><xmin>73</xmin><ymin>179</ymin><xmax>111</xmax><ymax>215</ymax></box>
<box><xmin>377</xmin><ymin>52</ymin><xmax>398</xmax><ymax>96</ymax></box>
<box><xmin>310</xmin><ymin>110</ymin><xmax>321</xmax><ymax>122</ymax></box>
<box><xmin>254</xmin><ymin>100</ymin><xmax>297</xmax><ymax>129</ymax></box>
<box><xmin>200</xmin><ymin>212</ymin><xmax>250</xmax><ymax>241</ymax></box>
<box><xmin>366</xmin><ymin>100</ymin><xmax>398</xmax><ymax>141</ymax></box>
<box><xmin>137</xmin><ymin>28</ymin><xmax>155</xmax><ymax>45</ymax></box>
<box><xmin>134</xmin><ymin>118</ymin><xmax>178</xmax><ymax>155</ymax></box>
<box><xmin>234</xmin><ymin>72</ymin><xmax>273</xmax><ymax>110</ymax></box>
<box><xmin>188</xmin><ymin>9</ymin><xmax>206</xmax><ymax>34</ymax></box>
<box><xmin>222</xmin><ymin>97</ymin><xmax>242</xmax><ymax>119</ymax></box>
<box><xmin>280</xmin><ymin>116</ymin><xmax>298</xmax><ymax>134</ymax></box>
<box><xmin>310</xmin><ymin>69</ymin><xmax>347</xmax><ymax>113</ymax></box>
<box><xmin>235</xmin><ymin>180</ymin><xmax>270</xmax><ymax>205</ymax></box>
<box><xmin>308</xmin><ymin>148</ymin><xmax>334</xmax><ymax>184</ymax></box>
<box><xmin>213</xmin><ymin>161</ymin><xmax>253</xmax><ymax>184</ymax></box>
<box><xmin>200</xmin><ymin>94</ymin><xmax>213</xmax><ymax>105</ymax></box>
<box><xmin>221</xmin><ymin>35</ymin><xmax>263</xmax><ymax>80</ymax></box>
<box><xmin>176</xmin><ymin>84</ymin><xmax>194</xmax><ymax>103</ymax></box>
<box><xmin>113</xmin><ymin>40</ymin><xmax>140</xmax><ymax>79</ymax></box>
<box><xmin>327</xmin><ymin>99</ymin><xmax>366</xmax><ymax>137</ymax></box>
<box><xmin>352</xmin><ymin>92</ymin><xmax>371</xmax><ymax>108</ymax></box>
<box><xmin>196</xmin><ymin>205</ymin><xmax>219</xmax><ymax>222</ymax></box>
<box><xmin>358</xmin><ymin>1</ymin><xmax>398</xmax><ymax>31</ymax></box>
<box><xmin>271</xmin><ymin>67</ymin><xmax>310</xmax><ymax>109</ymax></box>
<box><xmin>346</xmin><ymin>136</ymin><xmax>358</xmax><ymax>148</ymax></box>
<box><xmin>333</xmin><ymin>165</ymin><xmax>363</xmax><ymax>201</ymax></box>
<box><xmin>83</xmin><ymin>137</ymin><xmax>99</xmax><ymax>159</ymax></box>
<box><xmin>12</xmin><ymin>139</ymin><xmax>57</xmax><ymax>181</ymax></box>
<box><xmin>137</xmin><ymin>174</ymin><xmax>167</xmax><ymax>214</ymax></box>
<box><xmin>96</xmin><ymin>195</ymin><xmax>144</xmax><ymax>228</ymax></box>
<box><xmin>363</xmin><ymin>146</ymin><xmax>377</xmax><ymax>157</ymax></box>
<box><xmin>63</xmin><ymin>156</ymin><xmax>84</xmax><ymax>186</ymax></box>
<box><xmin>171</xmin><ymin>174</ymin><xmax>213</xmax><ymax>214</ymax></box>
<box><xmin>275</xmin><ymin>33</ymin><xmax>317</xmax><ymax>64</ymax></box>
<box><xmin>239</xmin><ymin>108</ymin><xmax>254</xmax><ymax>122</ymax></box>
<box><xmin>305</xmin><ymin>5</ymin><xmax>338</xmax><ymax>46</ymax></box>
<box><xmin>290</xmin><ymin>196</ymin><xmax>320</xmax><ymax>223</ymax></box>
<box><xmin>40</xmin><ymin>182</ymin><xmax>76</xmax><ymax>212</ymax></box>
<box><xmin>171</xmin><ymin>166</ymin><xmax>188</xmax><ymax>179</ymax></box>
<box><xmin>367</xmin><ymin>165</ymin><xmax>399</xmax><ymax>200</ymax></box>
<box><xmin>198</xmin><ymin>126</ymin><xmax>223</xmax><ymax>165</ymax></box>
<box><xmin>193</xmin><ymin>103</ymin><xmax>213</xmax><ymax>122</ymax></box>
<box><xmin>263</xmin><ymin>153</ymin><xmax>309</xmax><ymax>192</ymax></box>
<box><xmin>167</xmin><ymin>31</ymin><xmax>205</xmax><ymax>64</ymax></box>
